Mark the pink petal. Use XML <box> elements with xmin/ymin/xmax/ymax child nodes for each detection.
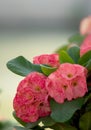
<box><xmin>33</xmin><ymin>54</ymin><xmax>60</xmax><ymax>67</ymax></box>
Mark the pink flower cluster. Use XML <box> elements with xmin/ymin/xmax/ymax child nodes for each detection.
<box><xmin>80</xmin><ymin>34</ymin><xmax>91</xmax><ymax>56</ymax></box>
<box><xmin>46</xmin><ymin>63</ymin><xmax>87</xmax><ymax>103</ymax></box>
<box><xmin>79</xmin><ymin>16</ymin><xmax>91</xmax><ymax>56</ymax></box>
<box><xmin>80</xmin><ymin>16</ymin><xmax>91</xmax><ymax>35</ymax></box>
<box><xmin>13</xmin><ymin>54</ymin><xmax>88</xmax><ymax>123</ymax></box>
<box><xmin>33</xmin><ymin>54</ymin><xmax>60</xmax><ymax>67</ymax></box>
<box><xmin>13</xmin><ymin>72</ymin><xmax>51</xmax><ymax>123</ymax></box>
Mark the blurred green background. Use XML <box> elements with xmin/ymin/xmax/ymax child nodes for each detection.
<box><xmin>0</xmin><ymin>0</ymin><xmax>91</xmax><ymax>123</ymax></box>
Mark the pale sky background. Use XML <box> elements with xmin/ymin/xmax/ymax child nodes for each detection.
<box><xmin>0</xmin><ymin>0</ymin><xmax>91</xmax><ymax>30</ymax></box>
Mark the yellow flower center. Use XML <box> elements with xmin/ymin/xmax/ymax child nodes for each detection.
<box><xmin>35</xmin><ymin>86</ymin><xmax>41</xmax><ymax>91</ymax></box>
<box><xmin>67</xmin><ymin>73</ymin><xmax>73</xmax><ymax>78</ymax></box>
<box><xmin>63</xmin><ymin>85</ymin><xmax>68</xmax><ymax>90</ymax></box>
<box><xmin>73</xmin><ymin>82</ymin><xmax>77</xmax><ymax>87</ymax></box>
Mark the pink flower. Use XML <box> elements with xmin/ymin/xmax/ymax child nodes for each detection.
<box><xmin>13</xmin><ymin>72</ymin><xmax>51</xmax><ymax>123</ymax></box>
<box><xmin>80</xmin><ymin>34</ymin><xmax>91</xmax><ymax>56</ymax></box>
<box><xmin>80</xmin><ymin>16</ymin><xmax>91</xmax><ymax>35</ymax></box>
<box><xmin>14</xmin><ymin>90</ymin><xmax>39</xmax><ymax>122</ymax></box>
<box><xmin>80</xmin><ymin>46</ymin><xmax>91</xmax><ymax>56</ymax></box>
<box><xmin>71</xmin><ymin>76</ymin><xmax>87</xmax><ymax>99</ymax></box>
<box><xmin>81</xmin><ymin>34</ymin><xmax>91</xmax><ymax>47</ymax></box>
<box><xmin>46</xmin><ymin>63</ymin><xmax>88</xmax><ymax>103</ymax></box>
<box><xmin>33</xmin><ymin>54</ymin><xmax>60</xmax><ymax>67</ymax></box>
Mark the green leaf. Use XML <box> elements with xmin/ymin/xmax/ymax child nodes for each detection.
<box><xmin>41</xmin><ymin>65</ymin><xmax>57</xmax><ymax>76</ymax></box>
<box><xmin>6</xmin><ymin>56</ymin><xmax>42</xmax><ymax>76</ymax></box>
<box><xmin>14</xmin><ymin>126</ymin><xmax>30</xmax><ymax>130</ymax></box>
<box><xmin>40</xmin><ymin>116</ymin><xmax>56</xmax><ymax>127</ymax></box>
<box><xmin>50</xmin><ymin>98</ymin><xmax>84</xmax><ymax>123</ymax></box>
<box><xmin>51</xmin><ymin>123</ymin><xmax>77</xmax><ymax>130</ymax></box>
<box><xmin>25</xmin><ymin>120</ymin><xmax>40</xmax><ymax>129</ymax></box>
<box><xmin>85</xmin><ymin>59</ymin><xmax>91</xmax><ymax>71</ymax></box>
<box><xmin>31</xmin><ymin>64</ymin><xmax>42</xmax><ymax>73</ymax></box>
<box><xmin>78</xmin><ymin>51</ymin><xmax>91</xmax><ymax>66</ymax></box>
<box><xmin>83</xmin><ymin>93</ymin><xmax>91</xmax><ymax>104</ymax></box>
<box><xmin>26</xmin><ymin>116</ymin><xmax>55</xmax><ymax>129</ymax></box>
<box><xmin>0</xmin><ymin>121</ymin><xmax>13</xmax><ymax>130</ymax></box>
<box><xmin>55</xmin><ymin>44</ymin><xmax>69</xmax><ymax>53</ymax></box>
<box><xmin>67</xmin><ymin>46</ymin><xmax>80</xmax><ymax>63</ymax></box>
<box><xmin>25</xmin><ymin>122</ymin><xmax>40</xmax><ymax>129</ymax></box>
<box><xmin>13</xmin><ymin>111</ymin><xmax>27</xmax><ymax>127</ymax></box>
<box><xmin>59</xmin><ymin>51</ymin><xmax>74</xmax><ymax>64</ymax></box>
<box><xmin>13</xmin><ymin>112</ymin><xmax>55</xmax><ymax>129</ymax></box>
<box><xmin>13</xmin><ymin>112</ymin><xmax>43</xmax><ymax>129</ymax></box>
<box><xmin>68</xmin><ymin>33</ymin><xmax>85</xmax><ymax>46</ymax></box>
<box><xmin>79</xmin><ymin>111</ymin><xmax>91</xmax><ymax>130</ymax></box>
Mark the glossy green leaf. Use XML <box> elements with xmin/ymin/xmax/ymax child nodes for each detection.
<box><xmin>13</xmin><ymin>111</ymin><xmax>27</xmax><ymax>127</ymax></box>
<box><xmin>50</xmin><ymin>98</ymin><xmax>84</xmax><ymax>123</ymax></box>
<box><xmin>55</xmin><ymin>44</ymin><xmax>69</xmax><ymax>53</ymax></box>
<box><xmin>67</xmin><ymin>46</ymin><xmax>80</xmax><ymax>63</ymax></box>
<box><xmin>13</xmin><ymin>111</ymin><xmax>41</xmax><ymax>129</ymax></box>
<box><xmin>59</xmin><ymin>51</ymin><xmax>74</xmax><ymax>64</ymax></box>
<box><xmin>41</xmin><ymin>65</ymin><xmax>57</xmax><ymax>76</ymax></box>
<box><xmin>51</xmin><ymin>123</ymin><xmax>77</xmax><ymax>130</ymax></box>
<box><xmin>79</xmin><ymin>111</ymin><xmax>91</xmax><ymax>130</ymax></box>
<box><xmin>31</xmin><ymin>64</ymin><xmax>42</xmax><ymax>73</ymax></box>
<box><xmin>68</xmin><ymin>33</ymin><xmax>85</xmax><ymax>45</ymax></box>
<box><xmin>6</xmin><ymin>56</ymin><xmax>42</xmax><ymax>76</ymax></box>
<box><xmin>14</xmin><ymin>126</ymin><xmax>30</xmax><ymax>130</ymax></box>
<box><xmin>26</xmin><ymin>116</ymin><xmax>55</xmax><ymax>129</ymax></box>
<box><xmin>83</xmin><ymin>93</ymin><xmax>91</xmax><ymax>104</ymax></box>
<box><xmin>85</xmin><ymin>59</ymin><xmax>91</xmax><ymax>71</ymax></box>
<box><xmin>78</xmin><ymin>51</ymin><xmax>91</xmax><ymax>66</ymax></box>
<box><xmin>40</xmin><ymin>116</ymin><xmax>56</xmax><ymax>126</ymax></box>
<box><xmin>25</xmin><ymin>122</ymin><xmax>40</xmax><ymax>129</ymax></box>
<box><xmin>25</xmin><ymin>120</ymin><xmax>41</xmax><ymax>129</ymax></box>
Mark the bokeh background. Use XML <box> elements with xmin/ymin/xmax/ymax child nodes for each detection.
<box><xmin>0</xmin><ymin>0</ymin><xmax>91</xmax><ymax>123</ymax></box>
